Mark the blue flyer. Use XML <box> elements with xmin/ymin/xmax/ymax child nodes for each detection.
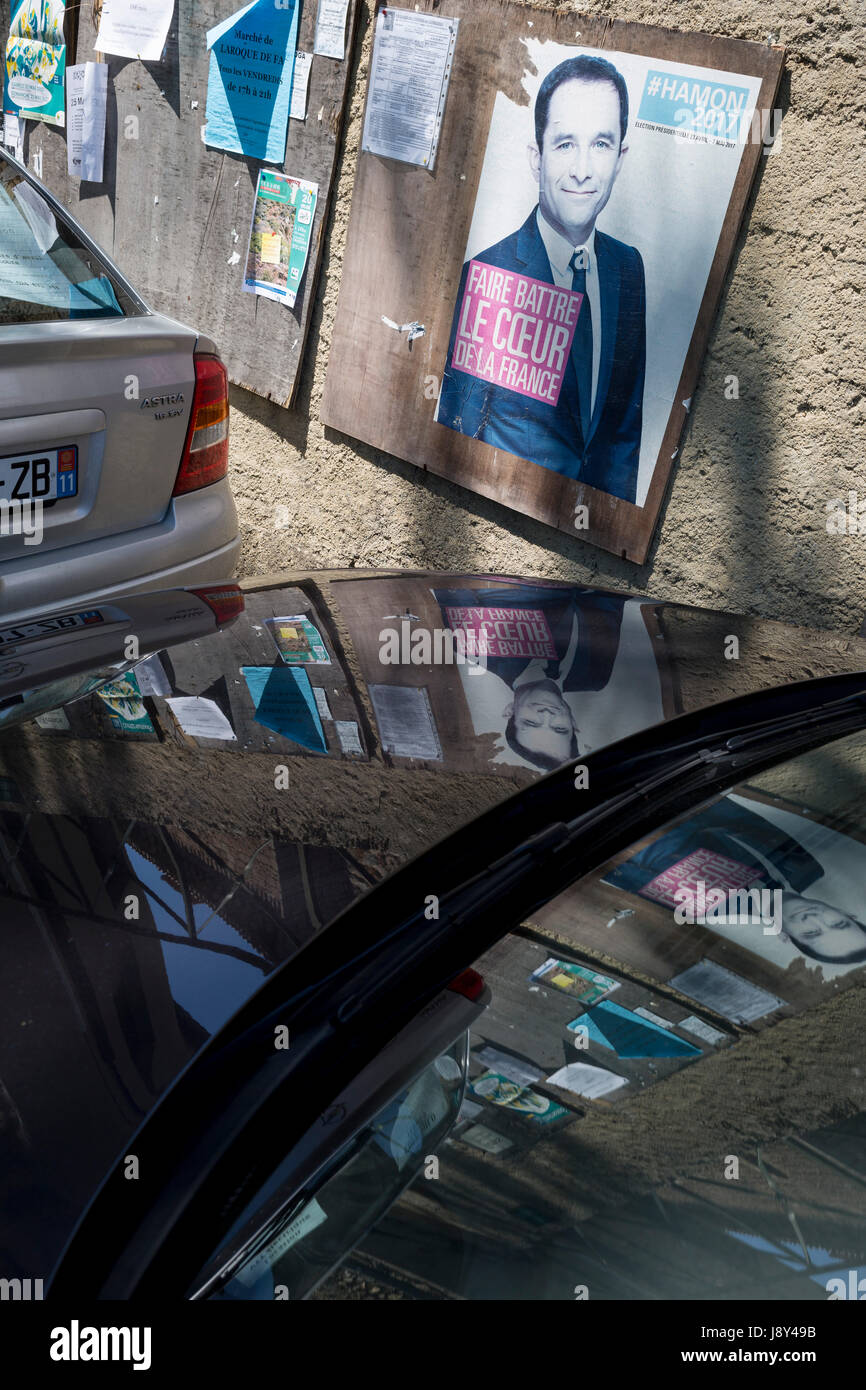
<box><xmin>205</xmin><ymin>0</ymin><xmax>299</xmax><ymax>163</ymax></box>
<box><xmin>241</xmin><ymin>665</ymin><xmax>328</xmax><ymax>752</ymax></box>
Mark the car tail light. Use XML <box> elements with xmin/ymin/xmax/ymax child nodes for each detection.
<box><xmin>189</xmin><ymin>583</ymin><xmax>245</xmax><ymax>626</ymax></box>
<box><xmin>173</xmin><ymin>354</ymin><xmax>230</xmax><ymax>496</ymax></box>
<box><xmin>447</xmin><ymin>968</ymin><xmax>485</xmax><ymax>1001</ymax></box>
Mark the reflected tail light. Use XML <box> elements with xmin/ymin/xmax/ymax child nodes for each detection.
<box><xmin>447</xmin><ymin>968</ymin><xmax>485</xmax><ymax>1001</ymax></box>
<box><xmin>173</xmin><ymin>354</ymin><xmax>230</xmax><ymax>496</ymax></box>
<box><xmin>189</xmin><ymin>583</ymin><xmax>245</xmax><ymax>626</ymax></box>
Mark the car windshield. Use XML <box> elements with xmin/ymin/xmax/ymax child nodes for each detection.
<box><xmin>0</xmin><ymin>153</ymin><xmax>142</xmax><ymax>323</ymax></box>
<box><xmin>342</xmin><ymin>728</ymin><xmax>866</xmax><ymax>1300</ymax></box>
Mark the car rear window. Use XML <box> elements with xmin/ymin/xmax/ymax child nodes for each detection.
<box><xmin>0</xmin><ymin>153</ymin><xmax>143</xmax><ymax>324</ymax></box>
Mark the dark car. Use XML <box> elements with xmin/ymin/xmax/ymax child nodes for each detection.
<box><xmin>1</xmin><ymin>569</ymin><xmax>864</xmax><ymax>1306</ymax></box>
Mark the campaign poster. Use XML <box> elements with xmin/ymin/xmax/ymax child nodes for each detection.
<box><xmin>436</xmin><ymin>44</ymin><xmax>764</xmax><ymax>509</ymax></box>
<box><xmin>431</xmin><ymin>583</ymin><xmax>669</xmax><ymax>772</ymax></box>
<box><xmin>4</xmin><ymin>0</ymin><xmax>66</xmax><ymax>128</ymax></box>
<box><xmin>603</xmin><ymin>791</ymin><xmax>866</xmax><ymax>980</ymax></box>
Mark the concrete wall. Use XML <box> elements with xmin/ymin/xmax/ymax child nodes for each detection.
<box><xmin>229</xmin><ymin>0</ymin><xmax>865</xmax><ymax>635</ymax></box>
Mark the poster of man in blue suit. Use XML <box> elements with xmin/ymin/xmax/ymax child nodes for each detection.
<box><xmin>437</xmin><ymin>53</ymin><xmax>645</xmax><ymax>503</ymax></box>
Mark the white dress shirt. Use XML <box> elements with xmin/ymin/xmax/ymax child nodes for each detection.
<box><xmin>536</xmin><ymin>209</ymin><xmax>601</xmax><ymax>420</ymax></box>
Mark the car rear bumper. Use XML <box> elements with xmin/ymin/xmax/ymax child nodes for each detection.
<box><xmin>0</xmin><ymin>478</ymin><xmax>241</xmax><ymax>624</ymax></box>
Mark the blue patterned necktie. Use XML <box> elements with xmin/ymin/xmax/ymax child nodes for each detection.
<box><xmin>570</xmin><ymin>247</ymin><xmax>593</xmax><ymax>445</ymax></box>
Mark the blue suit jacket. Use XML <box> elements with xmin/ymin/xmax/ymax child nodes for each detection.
<box><xmin>437</xmin><ymin>209</ymin><xmax>646</xmax><ymax>504</ymax></box>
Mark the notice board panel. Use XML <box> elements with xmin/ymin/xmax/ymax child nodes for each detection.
<box><xmin>3</xmin><ymin>0</ymin><xmax>358</xmax><ymax>407</ymax></box>
<box><xmin>322</xmin><ymin>4</ymin><xmax>784</xmax><ymax>561</ymax></box>
<box><xmin>331</xmin><ymin>573</ymin><xmax>678</xmax><ymax>776</ymax></box>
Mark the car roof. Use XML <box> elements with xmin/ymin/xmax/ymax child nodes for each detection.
<box><xmin>1</xmin><ymin>569</ymin><xmax>864</xmax><ymax>1277</ymax></box>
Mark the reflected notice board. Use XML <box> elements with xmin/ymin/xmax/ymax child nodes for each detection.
<box><xmin>322</xmin><ymin>3</ymin><xmax>784</xmax><ymax>561</ymax></box>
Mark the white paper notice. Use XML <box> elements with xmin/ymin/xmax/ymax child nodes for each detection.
<box><xmin>474</xmin><ymin>1046</ymin><xmax>543</xmax><ymax>1087</ymax></box>
<box><xmin>679</xmin><ymin>1015</ymin><xmax>727</xmax><ymax>1046</ymax></box>
<box><xmin>369</xmin><ymin>684</ymin><xmax>442</xmax><ymax>761</ymax></box>
<box><xmin>335</xmin><ymin>719</ymin><xmax>363</xmax><ymax>755</ymax></box>
<box><xmin>289</xmin><ymin>49</ymin><xmax>313</xmax><ymax>119</ymax></box>
<box><xmin>166</xmin><ymin>696</ymin><xmax>237</xmax><ymax>742</ymax></box>
<box><xmin>4</xmin><ymin>114</ymin><xmax>24</xmax><ymax>163</ymax></box>
<box><xmin>633</xmin><ymin>1006</ymin><xmax>675</xmax><ymax>1030</ymax></box>
<box><xmin>461</xmin><ymin>1125</ymin><xmax>513</xmax><ymax>1155</ymax></box>
<box><xmin>546</xmin><ymin>1062</ymin><xmax>628</xmax><ymax>1100</ymax></box>
<box><xmin>66</xmin><ymin>64</ymin><xmax>108</xmax><ymax>182</ymax></box>
<box><xmin>362</xmin><ymin>8</ymin><xmax>458</xmax><ymax>168</ymax></box>
<box><xmin>669</xmin><ymin>959</ymin><xmax>783</xmax><ymax>1024</ymax></box>
<box><xmin>96</xmin><ymin>0</ymin><xmax>175</xmax><ymax>61</ymax></box>
<box><xmin>133</xmin><ymin>653</ymin><xmax>172</xmax><ymax>697</ymax></box>
<box><xmin>314</xmin><ymin>0</ymin><xmax>349</xmax><ymax>60</ymax></box>
<box><xmin>312</xmin><ymin>685</ymin><xmax>333</xmax><ymax>721</ymax></box>
<box><xmin>35</xmin><ymin>707</ymin><xmax>71</xmax><ymax>730</ymax></box>
<box><xmin>235</xmin><ymin>1198</ymin><xmax>327</xmax><ymax>1286</ymax></box>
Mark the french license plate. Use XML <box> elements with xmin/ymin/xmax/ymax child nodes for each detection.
<box><xmin>0</xmin><ymin>445</ymin><xmax>78</xmax><ymax>502</ymax></box>
<box><xmin>0</xmin><ymin>609</ymin><xmax>105</xmax><ymax>648</ymax></box>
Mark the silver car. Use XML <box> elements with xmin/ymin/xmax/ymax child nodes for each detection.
<box><xmin>0</xmin><ymin>148</ymin><xmax>241</xmax><ymax>624</ymax></box>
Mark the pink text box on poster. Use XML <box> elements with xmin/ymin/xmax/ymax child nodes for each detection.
<box><xmin>443</xmin><ymin>606</ymin><xmax>557</xmax><ymax>659</ymax></box>
<box><xmin>640</xmin><ymin>848</ymin><xmax>764</xmax><ymax>909</ymax></box>
<box><xmin>451</xmin><ymin>259</ymin><xmax>583</xmax><ymax>407</ymax></box>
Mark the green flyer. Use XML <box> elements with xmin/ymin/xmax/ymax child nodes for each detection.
<box><xmin>266</xmin><ymin>615</ymin><xmax>331</xmax><ymax>665</ymax></box>
<box><xmin>243</xmin><ymin>171</ymin><xmax>317</xmax><ymax>309</ymax></box>
<box><xmin>5</xmin><ymin>0</ymin><xmax>66</xmax><ymax>128</ymax></box>
<box><xmin>470</xmin><ymin>1072</ymin><xmax>569</xmax><ymax>1125</ymax></box>
<box><xmin>96</xmin><ymin>672</ymin><xmax>154</xmax><ymax>735</ymax></box>
<box><xmin>530</xmin><ymin>957</ymin><xmax>620</xmax><ymax>1005</ymax></box>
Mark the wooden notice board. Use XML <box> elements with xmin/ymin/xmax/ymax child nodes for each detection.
<box><xmin>322</xmin><ymin>4</ymin><xmax>784</xmax><ymax>560</ymax></box>
<box><xmin>2</xmin><ymin>0</ymin><xmax>358</xmax><ymax>406</ymax></box>
<box><xmin>331</xmin><ymin>573</ymin><xmax>679</xmax><ymax>776</ymax></box>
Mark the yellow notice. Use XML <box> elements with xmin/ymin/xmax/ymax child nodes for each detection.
<box><xmin>260</xmin><ymin>232</ymin><xmax>282</xmax><ymax>265</ymax></box>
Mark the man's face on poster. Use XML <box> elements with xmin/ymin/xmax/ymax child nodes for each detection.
<box><xmin>507</xmin><ymin>679</ymin><xmax>576</xmax><ymax>763</ymax></box>
<box><xmin>780</xmin><ymin>894</ymin><xmax>866</xmax><ymax>963</ymax></box>
<box><xmin>529</xmin><ymin>78</ymin><xmax>626</xmax><ymax>245</ymax></box>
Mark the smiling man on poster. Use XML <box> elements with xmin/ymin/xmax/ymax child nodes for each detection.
<box><xmin>437</xmin><ymin>54</ymin><xmax>646</xmax><ymax>504</ymax></box>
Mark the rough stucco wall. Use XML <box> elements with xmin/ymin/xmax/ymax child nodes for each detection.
<box><xmin>229</xmin><ymin>0</ymin><xmax>865</xmax><ymax>635</ymax></box>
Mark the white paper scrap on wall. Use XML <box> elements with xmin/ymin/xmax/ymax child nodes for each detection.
<box><xmin>290</xmin><ymin>50</ymin><xmax>313</xmax><ymax>119</ymax></box>
<box><xmin>335</xmin><ymin>719</ymin><xmax>363</xmax><ymax>754</ymax></box>
<box><xmin>314</xmin><ymin>0</ymin><xmax>349</xmax><ymax>60</ymax></box>
<box><xmin>67</xmin><ymin>63</ymin><xmax>108</xmax><ymax>182</ymax></box>
<box><xmin>96</xmin><ymin>0</ymin><xmax>176</xmax><ymax>61</ymax></box>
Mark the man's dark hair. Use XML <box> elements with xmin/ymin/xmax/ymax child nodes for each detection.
<box><xmin>535</xmin><ymin>55</ymin><xmax>629</xmax><ymax>150</ymax></box>
<box><xmin>787</xmin><ymin>934</ymin><xmax>866</xmax><ymax>966</ymax></box>
<box><xmin>504</xmin><ymin>715</ymin><xmax>579</xmax><ymax>772</ymax></box>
